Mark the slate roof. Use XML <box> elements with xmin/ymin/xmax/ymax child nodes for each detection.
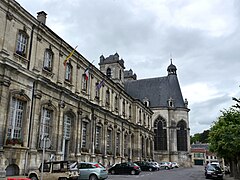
<box><xmin>124</xmin><ymin>74</ymin><xmax>185</xmax><ymax>108</ymax></box>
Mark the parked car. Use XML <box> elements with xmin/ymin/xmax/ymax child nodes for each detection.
<box><xmin>76</xmin><ymin>162</ymin><xmax>108</xmax><ymax>180</ymax></box>
<box><xmin>28</xmin><ymin>160</ymin><xmax>80</xmax><ymax>180</ymax></box>
<box><xmin>205</xmin><ymin>164</ymin><xmax>223</xmax><ymax>179</ymax></box>
<box><xmin>151</xmin><ymin>162</ymin><xmax>160</xmax><ymax>170</ymax></box>
<box><xmin>159</xmin><ymin>162</ymin><xmax>171</xmax><ymax>170</ymax></box>
<box><xmin>134</xmin><ymin>161</ymin><xmax>158</xmax><ymax>171</ymax></box>
<box><xmin>171</xmin><ymin>162</ymin><xmax>179</xmax><ymax>168</ymax></box>
<box><xmin>108</xmin><ymin>162</ymin><xmax>141</xmax><ymax>175</ymax></box>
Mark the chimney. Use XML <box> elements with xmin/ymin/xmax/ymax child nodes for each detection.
<box><xmin>37</xmin><ymin>11</ymin><xmax>47</xmax><ymax>24</ymax></box>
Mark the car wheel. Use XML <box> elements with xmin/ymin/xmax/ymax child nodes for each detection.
<box><xmin>89</xmin><ymin>174</ymin><xmax>98</xmax><ymax>180</ymax></box>
<box><xmin>110</xmin><ymin>170</ymin><xmax>115</xmax><ymax>175</ymax></box>
<box><xmin>30</xmin><ymin>175</ymin><xmax>38</xmax><ymax>180</ymax></box>
<box><xmin>130</xmin><ymin>170</ymin><xmax>136</xmax><ymax>175</ymax></box>
<box><xmin>149</xmin><ymin>168</ymin><xmax>152</xmax><ymax>171</ymax></box>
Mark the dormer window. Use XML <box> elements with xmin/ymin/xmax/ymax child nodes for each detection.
<box><xmin>143</xmin><ymin>97</ymin><xmax>150</xmax><ymax>107</ymax></box>
<box><xmin>168</xmin><ymin>97</ymin><xmax>174</xmax><ymax>107</ymax></box>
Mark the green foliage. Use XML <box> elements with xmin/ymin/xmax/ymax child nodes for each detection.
<box><xmin>208</xmin><ymin>108</ymin><xmax>240</xmax><ymax>159</ymax></box>
<box><xmin>191</xmin><ymin>130</ymin><xmax>210</xmax><ymax>144</ymax></box>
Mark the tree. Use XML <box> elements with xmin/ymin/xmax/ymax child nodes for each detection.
<box><xmin>208</xmin><ymin>107</ymin><xmax>240</xmax><ymax>179</ymax></box>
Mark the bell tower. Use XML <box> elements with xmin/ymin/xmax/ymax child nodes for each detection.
<box><xmin>99</xmin><ymin>53</ymin><xmax>125</xmax><ymax>87</ymax></box>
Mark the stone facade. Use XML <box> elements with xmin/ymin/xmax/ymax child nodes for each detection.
<box><xmin>0</xmin><ymin>0</ymin><xmax>154</xmax><ymax>177</ymax></box>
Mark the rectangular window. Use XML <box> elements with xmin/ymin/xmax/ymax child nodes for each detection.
<box><xmin>116</xmin><ymin>133</ymin><xmax>120</xmax><ymax>154</ymax></box>
<box><xmin>40</xmin><ymin>108</ymin><xmax>52</xmax><ymax>139</ymax></box>
<box><xmin>8</xmin><ymin>97</ymin><xmax>24</xmax><ymax>139</ymax></box>
<box><xmin>43</xmin><ymin>49</ymin><xmax>53</xmax><ymax>71</ymax></box>
<box><xmin>82</xmin><ymin>122</ymin><xmax>87</xmax><ymax>148</ymax></box>
<box><xmin>16</xmin><ymin>32</ymin><xmax>28</xmax><ymax>57</ymax></box>
<box><xmin>106</xmin><ymin>90</ymin><xmax>110</xmax><ymax>105</ymax></box>
<box><xmin>124</xmin><ymin>135</ymin><xmax>128</xmax><ymax>155</ymax></box>
<box><xmin>65</xmin><ymin>64</ymin><xmax>72</xmax><ymax>81</ymax></box>
<box><xmin>64</xmin><ymin>115</ymin><xmax>72</xmax><ymax>139</ymax></box>
<box><xmin>82</xmin><ymin>75</ymin><xmax>87</xmax><ymax>91</ymax></box>
<box><xmin>107</xmin><ymin>130</ymin><xmax>112</xmax><ymax>152</ymax></box>
<box><xmin>95</xmin><ymin>126</ymin><xmax>101</xmax><ymax>150</ymax></box>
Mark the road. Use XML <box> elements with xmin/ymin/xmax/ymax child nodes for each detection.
<box><xmin>107</xmin><ymin>165</ymin><xmax>225</xmax><ymax>180</ymax></box>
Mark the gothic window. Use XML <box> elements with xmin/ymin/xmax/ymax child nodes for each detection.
<box><xmin>177</xmin><ymin>120</ymin><xmax>188</xmax><ymax>151</ymax></box>
<box><xmin>82</xmin><ymin>74</ymin><xmax>88</xmax><ymax>91</ymax></box>
<box><xmin>95</xmin><ymin>126</ymin><xmax>101</xmax><ymax>150</ymax></box>
<box><xmin>39</xmin><ymin>107</ymin><xmax>53</xmax><ymax>148</ymax></box>
<box><xmin>16</xmin><ymin>30</ymin><xmax>28</xmax><ymax>57</ymax></box>
<box><xmin>43</xmin><ymin>49</ymin><xmax>53</xmax><ymax>71</ymax></box>
<box><xmin>65</xmin><ymin>63</ymin><xmax>72</xmax><ymax>82</ymax></box>
<box><xmin>107</xmin><ymin>129</ymin><xmax>112</xmax><ymax>153</ymax></box>
<box><xmin>116</xmin><ymin>132</ymin><xmax>120</xmax><ymax>155</ymax></box>
<box><xmin>82</xmin><ymin>122</ymin><xmax>88</xmax><ymax>148</ymax></box>
<box><xmin>154</xmin><ymin>117</ymin><xmax>167</xmax><ymax>151</ymax></box>
<box><xmin>7</xmin><ymin>97</ymin><xmax>25</xmax><ymax>141</ymax></box>
<box><xmin>106</xmin><ymin>68</ymin><xmax>111</xmax><ymax>78</ymax></box>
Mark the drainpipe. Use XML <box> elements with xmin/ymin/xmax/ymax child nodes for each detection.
<box><xmin>27</xmin><ymin>24</ymin><xmax>35</xmax><ymax>70</ymax></box>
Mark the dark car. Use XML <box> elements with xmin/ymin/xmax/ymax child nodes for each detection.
<box><xmin>108</xmin><ymin>162</ymin><xmax>141</xmax><ymax>175</ymax></box>
<box><xmin>134</xmin><ymin>161</ymin><xmax>158</xmax><ymax>171</ymax></box>
<box><xmin>205</xmin><ymin>164</ymin><xmax>223</xmax><ymax>179</ymax></box>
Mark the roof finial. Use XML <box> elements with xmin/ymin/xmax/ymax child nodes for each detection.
<box><xmin>170</xmin><ymin>52</ymin><xmax>173</xmax><ymax>64</ymax></box>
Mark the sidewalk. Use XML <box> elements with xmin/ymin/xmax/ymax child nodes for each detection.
<box><xmin>225</xmin><ymin>174</ymin><xmax>236</xmax><ymax>180</ymax></box>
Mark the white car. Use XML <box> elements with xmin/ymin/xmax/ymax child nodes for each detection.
<box><xmin>171</xmin><ymin>162</ymin><xmax>179</xmax><ymax>168</ymax></box>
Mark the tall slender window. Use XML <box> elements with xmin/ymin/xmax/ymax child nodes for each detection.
<box><xmin>82</xmin><ymin>122</ymin><xmax>87</xmax><ymax>148</ymax></box>
<box><xmin>63</xmin><ymin>114</ymin><xmax>72</xmax><ymax>160</ymax></box>
<box><xmin>124</xmin><ymin>134</ymin><xmax>128</xmax><ymax>156</ymax></box>
<box><xmin>177</xmin><ymin>120</ymin><xmax>188</xmax><ymax>151</ymax></box>
<box><xmin>40</xmin><ymin>108</ymin><xmax>52</xmax><ymax>147</ymax></box>
<box><xmin>95</xmin><ymin>126</ymin><xmax>101</xmax><ymax>150</ymax></box>
<box><xmin>116</xmin><ymin>133</ymin><xmax>120</xmax><ymax>155</ymax></box>
<box><xmin>65</xmin><ymin>64</ymin><xmax>72</xmax><ymax>82</ymax></box>
<box><xmin>154</xmin><ymin>117</ymin><xmax>167</xmax><ymax>151</ymax></box>
<box><xmin>7</xmin><ymin>97</ymin><xmax>25</xmax><ymax>140</ymax></box>
<box><xmin>16</xmin><ymin>31</ymin><xmax>28</xmax><ymax>57</ymax></box>
<box><xmin>64</xmin><ymin>114</ymin><xmax>72</xmax><ymax>139</ymax></box>
<box><xmin>106</xmin><ymin>90</ymin><xmax>110</xmax><ymax>105</ymax></box>
<box><xmin>115</xmin><ymin>95</ymin><xmax>118</xmax><ymax>110</ymax></box>
<box><xmin>107</xmin><ymin>129</ymin><xmax>112</xmax><ymax>153</ymax></box>
<box><xmin>122</xmin><ymin>100</ymin><xmax>125</xmax><ymax>116</ymax></box>
<box><xmin>82</xmin><ymin>75</ymin><xmax>87</xmax><ymax>91</ymax></box>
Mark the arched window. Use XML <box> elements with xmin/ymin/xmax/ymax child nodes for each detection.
<box><xmin>154</xmin><ymin>116</ymin><xmax>167</xmax><ymax>151</ymax></box>
<box><xmin>177</xmin><ymin>120</ymin><xmax>188</xmax><ymax>151</ymax></box>
<box><xmin>106</xmin><ymin>68</ymin><xmax>111</xmax><ymax>78</ymax></box>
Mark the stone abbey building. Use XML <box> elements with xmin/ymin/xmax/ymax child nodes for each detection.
<box><xmin>0</xmin><ymin>0</ymin><xmax>191</xmax><ymax>177</ymax></box>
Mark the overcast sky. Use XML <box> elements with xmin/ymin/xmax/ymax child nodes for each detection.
<box><xmin>17</xmin><ymin>0</ymin><xmax>240</xmax><ymax>135</ymax></box>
